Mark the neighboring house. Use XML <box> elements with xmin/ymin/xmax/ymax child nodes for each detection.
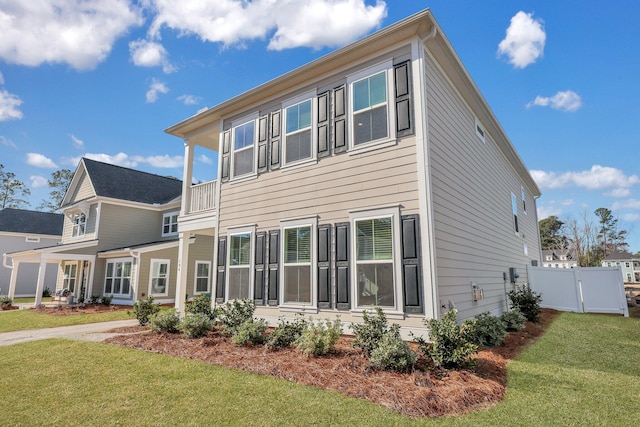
<box><xmin>165</xmin><ymin>9</ymin><xmax>542</xmax><ymax>330</ymax></box>
<box><xmin>1</xmin><ymin>209</ymin><xmax>63</xmax><ymax>297</ymax></box>
<box><xmin>541</xmin><ymin>249</ymin><xmax>579</xmax><ymax>269</ymax></box>
<box><xmin>602</xmin><ymin>252</ymin><xmax>640</xmax><ymax>283</ymax></box>
<box><xmin>4</xmin><ymin>158</ymin><xmax>214</xmax><ymax>306</ymax></box>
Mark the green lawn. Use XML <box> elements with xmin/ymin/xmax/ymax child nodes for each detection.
<box><xmin>0</xmin><ymin>308</ymin><xmax>132</xmax><ymax>332</ymax></box>
<box><xmin>1</xmin><ymin>312</ymin><xmax>638</xmax><ymax>426</ymax></box>
<box><xmin>12</xmin><ymin>296</ymin><xmax>53</xmax><ymax>304</ymax></box>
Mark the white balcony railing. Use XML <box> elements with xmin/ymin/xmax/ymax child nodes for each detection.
<box><xmin>188</xmin><ymin>180</ymin><xmax>217</xmax><ymax>214</ymax></box>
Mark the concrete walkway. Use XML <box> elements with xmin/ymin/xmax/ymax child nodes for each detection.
<box><xmin>0</xmin><ymin>319</ymin><xmax>139</xmax><ymax>346</ymax></box>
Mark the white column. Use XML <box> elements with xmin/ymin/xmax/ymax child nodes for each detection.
<box><xmin>175</xmin><ymin>232</ymin><xmax>190</xmax><ymax>315</ymax></box>
<box><xmin>7</xmin><ymin>260</ymin><xmax>19</xmax><ymax>300</ymax></box>
<box><xmin>181</xmin><ymin>142</ymin><xmax>194</xmax><ymax>216</ymax></box>
<box><xmin>34</xmin><ymin>260</ymin><xmax>47</xmax><ymax>306</ymax></box>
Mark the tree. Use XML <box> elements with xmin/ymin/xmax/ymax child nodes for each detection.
<box><xmin>538</xmin><ymin>216</ymin><xmax>566</xmax><ymax>250</ymax></box>
<box><xmin>594</xmin><ymin>207</ymin><xmax>628</xmax><ymax>261</ymax></box>
<box><xmin>0</xmin><ymin>164</ymin><xmax>31</xmax><ymax>209</ymax></box>
<box><xmin>37</xmin><ymin>169</ymin><xmax>73</xmax><ymax>212</ymax></box>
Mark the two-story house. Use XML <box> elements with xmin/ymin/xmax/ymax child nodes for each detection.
<box><xmin>602</xmin><ymin>252</ymin><xmax>640</xmax><ymax>283</ymax></box>
<box><xmin>4</xmin><ymin>158</ymin><xmax>214</xmax><ymax>306</ymax></box>
<box><xmin>541</xmin><ymin>249</ymin><xmax>579</xmax><ymax>269</ymax></box>
<box><xmin>166</xmin><ymin>9</ymin><xmax>542</xmax><ymax>330</ymax></box>
<box><xmin>1</xmin><ymin>208</ymin><xmax>63</xmax><ymax>297</ymax></box>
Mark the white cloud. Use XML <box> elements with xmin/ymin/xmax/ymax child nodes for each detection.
<box><xmin>0</xmin><ymin>135</ymin><xmax>16</xmax><ymax>149</ymax></box>
<box><xmin>26</xmin><ymin>152</ymin><xmax>57</xmax><ymax>168</ymax></box>
<box><xmin>30</xmin><ymin>175</ymin><xmax>48</xmax><ymax>188</ymax></box>
<box><xmin>612</xmin><ymin>199</ymin><xmax>640</xmax><ymax>211</ymax></box>
<box><xmin>537</xmin><ymin>205</ymin><xmax>563</xmax><ymax>220</ymax></box>
<box><xmin>129</xmin><ymin>39</ymin><xmax>176</xmax><ymax>74</ymax></box>
<box><xmin>69</xmin><ymin>134</ymin><xmax>85</xmax><ymax>149</ymax></box>
<box><xmin>0</xmin><ymin>88</ymin><xmax>23</xmax><ymax>121</ymax></box>
<box><xmin>0</xmin><ymin>0</ymin><xmax>143</xmax><ymax>70</ymax></box>
<box><xmin>527</xmin><ymin>90</ymin><xmax>582</xmax><ymax>112</ymax></box>
<box><xmin>132</xmin><ymin>154</ymin><xmax>183</xmax><ymax>168</ymax></box>
<box><xmin>531</xmin><ymin>165</ymin><xmax>640</xmax><ymax>190</ymax></box>
<box><xmin>177</xmin><ymin>94</ymin><xmax>201</xmax><ymax>105</ymax></box>
<box><xmin>146</xmin><ymin>0</ymin><xmax>387</xmax><ymax>50</ymax></box>
<box><xmin>64</xmin><ymin>152</ymin><xmax>138</xmax><ymax>168</ymax></box>
<box><xmin>621</xmin><ymin>213</ymin><xmax>640</xmax><ymax>222</ymax></box>
<box><xmin>197</xmin><ymin>154</ymin><xmax>213</xmax><ymax>165</ymax></box>
<box><xmin>0</xmin><ymin>71</ymin><xmax>4</xmax><ymax>84</ymax></box>
<box><xmin>146</xmin><ymin>78</ymin><xmax>169</xmax><ymax>103</ymax></box>
<box><xmin>497</xmin><ymin>11</ymin><xmax>545</xmax><ymax>68</ymax></box>
<box><xmin>604</xmin><ymin>188</ymin><xmax>631</xmax><ymax>198</ymax></box>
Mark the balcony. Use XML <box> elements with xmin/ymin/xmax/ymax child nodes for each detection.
<box><xmin>188</xmin><ymin>180</ymin><xmax>217</xmax><ymax>214</ymax></box>
<box><xmin>179</xmin><ymin>180</ymin><xmax>217</xmax><ymax>234</ymax></box>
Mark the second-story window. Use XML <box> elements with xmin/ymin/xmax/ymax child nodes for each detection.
<box><xmin>162</xmin><ymin>212</ymin><xmax>179</xmax><ymax>236</ymax></box>
<box><xmin>284</xmin><ymin>99</ymin><xmax>312</xmax><ymax>164</ymax></box>
<box><xmin>233</xmin><ymin>120</ymin><xmax>255</xmax><ymax>177</ymax></box>
<box><xmin>352</xmin><ymin>70</ymin><xmax>388</xmax><ymax>146</ymax></box>
<box><xmin>72</xmin><ymin>213</ymin><xmax>86</xmax><ymax>237</ymax></box>
<box><xmin>511</xmin><ymin>193</ymin><xmax>519</xmax><ymax>234</ymax></box>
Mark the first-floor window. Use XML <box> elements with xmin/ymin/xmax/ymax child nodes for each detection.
<box><xmin>283</xmin><ymin>225</ymin><xmax>312</xmax><ymax>304</ymax></box>
<box><xmin>228</xmin><ymin>232</ymin><xmax>252</xmax><ymax>299</ymax></box>
<box><xmin>104</xmin><ymin>259</ymin><xmax>132</xmax><ymax>296</ymax></box>
<box><xmin>355</xmin><ymin>216</ymin><xmax>394</xmax><ymax>307</ymax></box>
<box><xmin>194</xmin><ymin>261</ymin><xmax>211</xmax><ymax>294</ymax></box>
<box><xmin>63</xmin><ymin>263</ymin><xmax>78</xmax><ymax>292</ymax></box>
<box><xmin>149</xmin><ymin>259</ymin><xmax>169</xmax><ymax>296</ymax></box>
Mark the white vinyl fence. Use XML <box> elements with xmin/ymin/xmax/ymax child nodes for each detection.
<box><xmin>527</xmin><ymin>266</ymin><xmax>628</xmax><ymax>317</ymax></box>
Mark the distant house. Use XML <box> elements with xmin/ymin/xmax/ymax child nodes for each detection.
<box><xmin>1</xmin><ymin>209</ymin><xmax>63</xmax><ymax>297</ymax></box>
<box><xmin>602</xmin><ymin>252</ymin><xmax>640</xmax><ymax>283</ymax></box>
<box><xmin>4</xmin><ymin>158</ymin><xmax>213</xmax><ymax>305</ymax></box>
<box><xmin>165</xmin><ymin>8</ymin><xmax>542</xmax><ymax>330</ymax></box>
<box><xmin>541</xmin><ymin>249</ymin><xmax>579</xmax><ymax>269</ymax></box>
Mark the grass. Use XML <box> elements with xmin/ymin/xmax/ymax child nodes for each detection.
<box><xmin>1</xmin><ymin>312</ymin><xmax>638</xmax><ymax>426</ymax></box>
<box><xmin>0</xmin><ymin>308</ymin><xmax>132</xmax><ymax>332</ymax></box>
<box><xmin>12</xmin><ymin>296</ymin><xmax>53</xmax><ymax>304</ymax></box>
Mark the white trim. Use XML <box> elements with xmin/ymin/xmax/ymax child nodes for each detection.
<box><xmin>162</xmin><ymin>211</ymin><xmax>180</xmax><ymax>236</ymax></box>
<box><xmin>148</xmin><ymin>258</ymin><xmax>170</xmax><ymax>297</ymax></box>
<box><xmin>104</xmin><ymin>257</ymin><xmax>133</xmax><ymax>298</ymax></box>
<box><xmin>279</xmin><ymin>216</ymin><xmax>318</xmax><ymax>310</ymax></box>
<box><xmin>193</xmin><ymin>260</ymin><xmax>212</xmax><ymax>295</ymax></box>
<box><xmin>230</xmin><ymin>113</ymin><xmax>259</xmax><ymax>181</ymax></box>
<box><xmin>281</xmin><ymin>91</ymin><xmax>317</xmax><ymax>168</ymax></box>
<box><xmin>226</xmin><ymin>226</ymin><xmax>255</xmax><ymax>300</ymax></box>
<box><xmin>25</xmin><ymin>236</ymin><xmax>41</xmax><ymax>243</ymax></box>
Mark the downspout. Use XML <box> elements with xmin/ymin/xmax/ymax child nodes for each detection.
<box><xmin>2</xmin><ymin>253</ymin><xmax>12</xmax><ymax>269</ymax></box>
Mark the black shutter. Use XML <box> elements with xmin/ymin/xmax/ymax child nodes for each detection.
<box><xmin>254</xmin><ymin>232</ymin><xmax>266</xmax><ymax>305</ymax></box>
<box><xmin>317</xmin><ymin>92</ymin><xmax>330</xmax><ymax>157</ymax></box>
<box><xmin>221</xmin><ymin>130</ymin><xmax>231</xmax><ymax>182</ymax></box>
<box><xmin>215</xmin><ymin>237</ymin><xmax>227</xmax><ymax>303</ymax></box>
<box><xmin>335</xmin><ymin>222</ymin><xmax>350</xmax><ymax>309</ymax></box>
<box><xmin>394</xmin><ymin>61</ymin><xmax>414</xmax><ymax>137</ymax></box>
<box><xmin>333</xmin><ymin>85</ymin><xmax>347</xmax><ymax>153</ymax></box>
<box><xmin>267</xmin><ymin>230</ymin><xmax>279</xmax><ymax>305</ymax></box>
<box><xmin>317</xmin><ymin>224</ymin><xmax>331</xmax><ymax>308</ymax></box>
<box><xmin>258</xmin><ymin>115</ymin><xmax>269</xmax><ymax>173</ymax></box>
<box><xmin>401</xmin><ymin>214</ymin><xmax>423</xmax><ymax>313</ymax></box>
<box><xmin>270</xmin><ymin>110</ymin><xmax>281</xmax><ymax>170</ymax></box>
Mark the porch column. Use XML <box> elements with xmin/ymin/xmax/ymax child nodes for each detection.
<box><xmin>175</xmin><ymin>232</ymin><xmax>190</xmax><ymax>315</ymax></box>
<box><xmin>34</xmin><ymin>260</ymin><xmax>47</xmax><ymax>306</ymax></box>
<box><xmin>181</xmin><ymin>142</ymin><xmax>194</xmax><ymax>216</ymax></box>
<box><xmin>7</xmin><ymin>260</ymin><xmax>19</xmax><ymax>300</ymax></box>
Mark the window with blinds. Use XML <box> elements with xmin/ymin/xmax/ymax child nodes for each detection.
<box><xmin>283</xmin><ymin>226</ymin><xmax>312</xmax><ymax>304</ymax></box>
<box><xmin>228</xmin><ymin>232</ymin><xmax>252</xmax><ymax>299</ymax></box>
<box><xmin>355</xmin><ymin>217</ymin><xmax>394</xmax><ymax>307</ymax></box>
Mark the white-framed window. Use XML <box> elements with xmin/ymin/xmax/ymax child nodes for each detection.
<box><xmin>281</xmin><ymin>217</ymin><xmax>317</xmax><ymax>307</ymax></box>
<box><xmin>162</xmin><ymin>211</ymin><xmax>179</xmax><ymax>236</ymax></box>
<box><xmin>104</xmin><ymin>258</ymin><xmax>132</xmax><ymax>297</ymax></box>
<box><xmin>149</xmin><ymin>259</ymin><xmax>170</xmax><ymax>296</ymax></box>
<box><xmin>72</xmin><ymin>213</ymin><xmax>86</xmax><ymax>237</ymax></box>
<box><xmin>227</xmin><ymin>229</ymin><xmax>253</xmax><ymax>300</ymax></box>
<box><xmin>63</xmin><ymin>263</ymin><xmax>77</xmax><ymax>292</ymax></box>
<box><xmin>521</xmin><ymin>187</ymin><xmax>527</xmax><ymax>214</ymax></box>
<box><xmin>194</xmin><ymin>261</ymin><xmax>211</xmax><ymax>295</ymax></box>
<box><xmin>475</xmin><ymin>119</ymin><xmax>486</xmax><ymax>143</ymax></box>
<box><xmin>350</xmin><ymin>206</ymin><xmax>402</xmax><ymax>311</ymax></box>
<box><xmin>232</xmin><ymin>118</ymin><xmax>256</xmax><ymax>178</ymax></box>
<box><xmin>25</xmin><ymin>236</ymin><xmax>40</xmax><ymax>243</ymax></box>
<box><xmin>511</xmin><ymin>193</ymin><xmax>519</xmax><ymax>234</ymax></box>
<box><xmin>348</xmin><ymin>62</ymin><xmax>394</xmax><ymax>149</ymax></box>
<box><xmin>625</xmin><ymin>262</ymin><xmax>631</xmax><ymax>268</ymax></box>
<box><xmin>283</xmin><ymin>95</ymin><xmax>314</xmax><ymax>165</ymax></box>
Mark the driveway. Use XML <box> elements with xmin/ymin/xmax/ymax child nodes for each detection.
<box><xmin>0</xmin><ymin>319</ymin><xmax>139</xmax><ymax>346</ymax></box>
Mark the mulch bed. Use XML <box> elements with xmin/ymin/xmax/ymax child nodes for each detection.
<box><xmin>32</xmin><ymin>304</ymin><xmax>130</xmax><ymax>316</ymax></box>
<box><xmin>104</xmin><ymin>309</ymin><xmax>559</xmax><ymax>418</ymax></box>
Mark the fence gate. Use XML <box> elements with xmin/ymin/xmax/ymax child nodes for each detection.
<box><xmin>527</xmin><ymin>266</ymin><xmax>628</xmax><ymax>317</ymax></box>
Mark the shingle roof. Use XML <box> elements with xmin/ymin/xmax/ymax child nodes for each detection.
<box><xmin>0</xmin><ymin>208</ymin><xmax>63</xmax><ymax>235</ymax></box>
<box><xmin>603</xmin><ymin>251</ymin><xmax>635</xmax><ymax>261</ymax></box>
<box><xmin>82</xmin><ymin>158</ymin><xmax>182</xmax><ymax>205</ymax></box>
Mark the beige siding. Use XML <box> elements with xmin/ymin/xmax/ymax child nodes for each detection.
<box><xmin>96</xmin><ymin>204</ymin><xmax>169</xmax><ymax>251</ymax></box>
<box><xmin>68</xmin><ymin>169</ymin><xmax>95</xmax><ymax>202</ymax></box>
<box><xmin>138</xmin><ymin>247</ymin><xmax>179</xmax><ymax>301</ymax></box>
<box><xmin>62</xmin><ymin>203</ymin><xmax>98</xmax><ymax>242</ymax></box>
<box><xmin>425</xmin><ymin>51</ymin><xmax>540</xmax><ymax>320</ymax></box>
<box><xmin>186</xmin><ymin>235</ymin><xmax>215</xmax><ymax>296</ymax></box>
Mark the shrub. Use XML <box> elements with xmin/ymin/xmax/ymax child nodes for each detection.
<box><xmin>216</xmin><ymin>299</ymin><xmax>255</xmax><ymax>336</ymax></box>
<box><xmin>181</xmin><ymin>313</ymin><xmax>213</xmax><ymax>339</ymax></box>
<box><xmin>186</xmin><ymin>294</ymin><xmax>215</xmax><ymax>320</ymax></box>
<box><xmin>150</xmin><ymin>309</ymin><xmax>181</xmax><ymax>333</ymax></box>
<box><xmin>266</xmin><ymin>315</ymin><xmax>309</xmax><ymax>350</ymax></box>
<box><xmin>508</xmin><ymin>284</ymin><xmax>542</xmax><ymax>323</ymax></box>
<box><xmin>132</xmin><ymin>296</ymin><xmax>161</xmax><ymax>326</ymax></box>
<box><xmin>500</xmin><ymin>309</ymin><xmax>527</xmax><ymax>331</ymax></box>
<box><xmin>100</xmin><ymin>295</ymin><xmax>113</xmax><ymax>306</ymax></box>
<box><xmin>295</xmin><ymin>318</ymin><xmax>342</xmax><ymax>357</ymax></box>
<box><xmin>0</xmin><ymin>295</ymin><xmax>12</xmax><ymax>307</ymax></box>
<box><xmin>369</xmin><ymin>324</ymin><xmax>417</xmax><ymax>372</ymax></box>
<box><xmin>414</xmin><ymin>309</ymin><xmax>478</xmax><ymax>369</ymax></box>
<box><xmin>42</xmin><ymin>287</ymin><xmax>52</xmax><ymax>297</ymax></box>
<box><xmin>89</xmin><ymin>295</ymin><xmax>100</xmax><ymax>305</ymax></box>
<box><xmin>351</xmin><ymin>307</ymin><xmax>389</xmax><ymax>357</ymax></box>
<box><xmin>474</xmin><ymin>312</ymin><xmax>508</xmax><ymax>347</ymax></box>
<box><xmin>232</xmin><ymin>318</ymin><xmax>269</xmax><ymax>346</ymax></box>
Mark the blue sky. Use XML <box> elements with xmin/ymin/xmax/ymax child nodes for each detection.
<box><xmin>1</xmin><ymin>1</ymin><xmax>639</xmax><ymax>251</ymax></box>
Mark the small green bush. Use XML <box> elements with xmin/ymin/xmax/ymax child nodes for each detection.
<box><xmin>266</xmin><ymin>315</ymin><xmax>309</xmax><ymax>350</ymax></box>
<box><xmin>295</xmin><ymin>318</ymin><xmax>342</xmax><ymax>357</ymax></box>
<box><xmin>100</xmin><ymin>295</ymin><xmax>112</xmax><ymax>306</ymax></box>
<box><xmin>500</xmin><ymin>309</ymin><xmax>527</xmax><ymax>331</ymax></box>
<box><xmin>508</xmin><ymin>284</ymin><xmax>542</xmax><ymax>323</ymax></box>
<box><xmin>150</xmin><ymin>309</ymin><xmax>181</xmax><ymax>333</ymax></box>
<box><xmin>369</xmin><ymin>324</ymin><xmax>417</xmax><ymax>372</ymax></box>
<box><xmin>42</xmin><ymin>287</ymin><xmax>52</xmax><ymax>297</ymax></box>
<box><xmin>186</xmin><ymin>294</ymin><xmax>215</xmax><ymax>320</ymax></box>
<box><xmin>132</xmin><ymin>296</ymin><xmax>160</xmax><ymax>326</ymax></box>
<box><xmin>89</xmin><ymin>295</ymin><xmax>100</xmax><ymax>305</ymax></box>
<box><xmin>232</xmin><ymin>318</ymin><xmax>269</xmax><ymax>346</ymax></box>
<box><xmin>474</xmin><ymin>312</ymin><xmax>508</xmax><ymax>347</ymax></box>
<box><xmin>351</xmin><ymin>307</ymin><xmax>389</xmax><ymax>357</ymax></box>
<box><xmin>414</xmin><ymin>309</ymin><xmax>478</xmax><ymax>369</ymax></box>
<box><xmin>181</xmin><ymin>313</ymin><xmax>213</xmax><ymax>339</ymax></box>
<box><xmin>0</xmin><ymin>295</ymin><xmax>12</xmax><ymax>307</ymax></box>
<box><xmin>217</xmin><ymin>299</ymin><xmax>255</xmax><ymax>336</ymax></box>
